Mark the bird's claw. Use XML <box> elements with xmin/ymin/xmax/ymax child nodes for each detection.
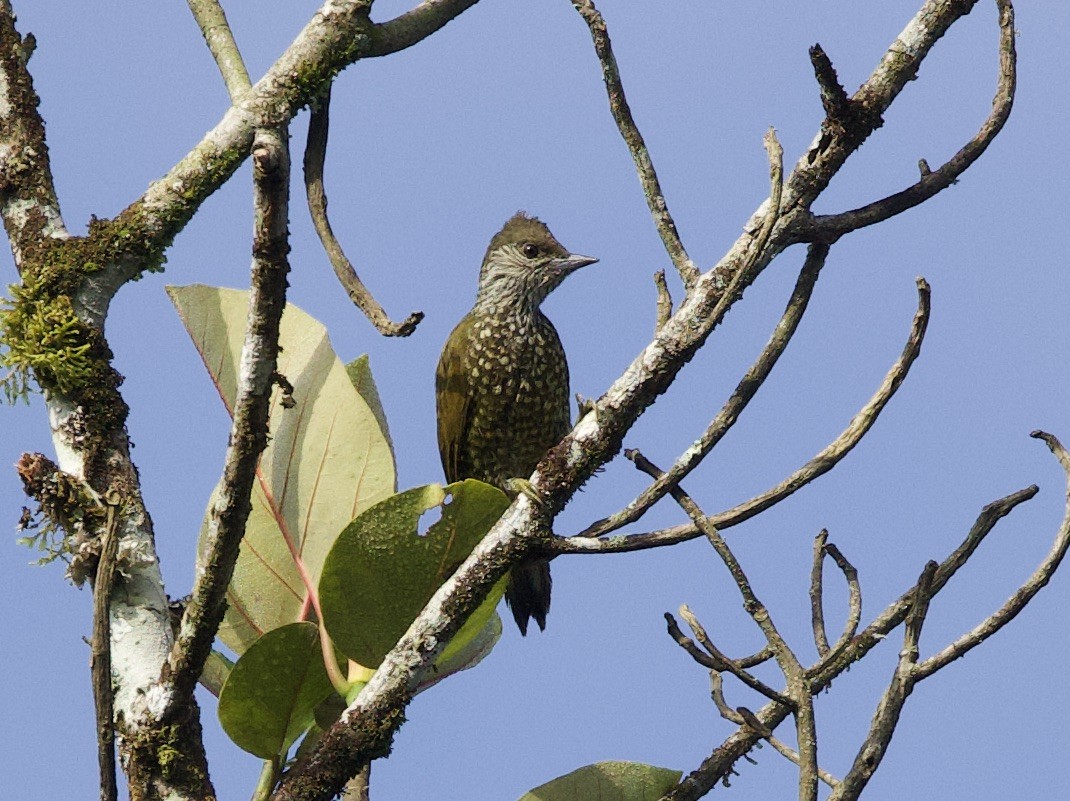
<box><xmin>506</xmin><ymin>478</ymin><xmax>546</xmax><ymax>508</ymax></box>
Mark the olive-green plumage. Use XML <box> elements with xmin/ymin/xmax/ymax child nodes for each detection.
<box><xmin>436</xmin><ymin>212</ymin><xmax>596</xmax><ymax>634</ymax></box>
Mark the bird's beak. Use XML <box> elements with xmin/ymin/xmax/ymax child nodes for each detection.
<box><xmin>554</xmin><ymin>253</ymin><xmax>599</xmax><ymax>274</ymax></box>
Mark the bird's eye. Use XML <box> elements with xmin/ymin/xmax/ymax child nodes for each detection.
<box><xmin>522</xmin><ymin>243</ymin><xmax>540</xmax><ymax>259</ymax></box>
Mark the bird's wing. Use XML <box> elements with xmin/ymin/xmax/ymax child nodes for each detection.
<box><xmin>435</xmin><ymin>318</ymin><xmax>474</xmax><ymax>484</ymax></box>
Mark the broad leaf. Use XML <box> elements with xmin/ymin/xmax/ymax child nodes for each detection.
<box><xmin>519</xmin><ymin>762</ymin><xmax>682</xmax><ymax>801</ymax></box>
<box><xmin>319</xmin><ymin>480</ymin><xmax>509</xmax><ymax>668</ymax></box>
<box><xmin>346</xmin><ymin>355</ymin><xmax>394</xmax><ymax>470</ymax></box>
<box><xmin>169</xmin><ymin>285</ymin><xmax>395</xmax><ymax>654</ymax></box>
<box><xmin>217</xmin><ymin>622</ymin><xmax>335</xmax><ymax>760</ymax></box>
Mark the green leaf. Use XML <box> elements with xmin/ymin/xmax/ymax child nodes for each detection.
<box><xmin>346</xmin><ymin>354</ymin><xmax>395</xmax><ymax>476</ymax></box>
<box><xmin>319</xmin><ymin>479</ymin><xmax>510</xmax><ymax>668</ymax></box>
<box><xmin>217</xmin><ymin>622</ymin><xmax>336</xmax><ymax>760</ymax></box>
<box><xmin>168</xmin><ymin>285</ymin><xmax>396</xmax><ymax>655</ymax></box>
<box><xmin>518</xmin><ymin>762</ymin><xmax>682</xmax><ymax>801</ymax></box>
<box><xmin>199</xmin><ymin>649</ymin><xmax>235</xmax><ymax>698</ymax></box>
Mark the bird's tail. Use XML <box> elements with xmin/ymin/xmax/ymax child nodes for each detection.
<box><xmin>505</xmin><ymin>558</ymin><xmax>551</xmax><ymax>635</ymax></box>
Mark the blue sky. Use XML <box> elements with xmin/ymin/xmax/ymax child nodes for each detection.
<box><xmin>2</xmin><ymin>1</ymin><xmax>1068</xmax><ymax>798</ymax></box>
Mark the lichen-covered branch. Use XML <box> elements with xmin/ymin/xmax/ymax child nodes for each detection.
<box><xmin>186</xmin><ymin>0</ymin><xmax>251</xmax><ymax>99</ymax></box>
<box><xmin>164</xmin><ymin>126</ymin><xmax>292</xmax><ymax>713</ymax></box>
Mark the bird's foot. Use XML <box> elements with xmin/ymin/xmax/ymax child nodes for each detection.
<box><xmin>575</xmin><ymin>392</ymin><xmax>597</xmax><ymax>420</ymax></box>
<box><xmin>506</xmin><ymin>478</ymin><xmax>546</xmax><ymax>508</ymax></box>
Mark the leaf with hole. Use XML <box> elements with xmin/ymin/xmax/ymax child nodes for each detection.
<box><xmin>319</xmin><ymin>479</ymin><xmax>510</xmax><ymax>669</ymax></box>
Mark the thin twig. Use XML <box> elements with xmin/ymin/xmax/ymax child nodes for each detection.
<box><xmin>578</xmin><ymin>242</ymin><xmax>829</xmax><ymax>538</ymax></box>
<box><xmin>565</xmin><ymin>275</ymin><xmax>929</xmax><ymax>553</ymax></box>
<box><xmin>165</xmin><ymin>126</ymin><xmax>292</xmax><ymax>711</ymax></box>
<box><xmin>824</xmin><ymin>542</ymin><xmax>862</xmax><ymax>656</ymax></box>
<box><xmin>809</xmin><ymin>529</ymin><xmax>832</xmax><ymax>657</ymax></box>
<box><xmin>569</xmin><ymin>0</ymin><xmax>697</xmax><ymax>288</ymax></box>
<box><xmin>665</xmin><ymin>612</ymin><xmax>792</xmax><ymax>706</ymax></box>
<box><xmin>304</xmin><ymin>86</ymin><xmax>423</xmax><ymax>336</ymax></box>
<box><xmin>661</xmin><ymin>469</ymin><xmax>1042</xmax><ymax>801</ymax></box>
<box><xmin>654</xmin><ymin>269</ymin><xmax>673</xmax><ymax>333</ymax></box>
<box><xmin>764</xmin><ymin>732</ymin><xmax>840</xmax><ymax>789</ymax></box>
<box><xmin>915</xmin><ymin>431</ymin><xmax>1070</xmax><ymax>680</ymax></box>
<box><xmin>829</xmin><ymin>562</ymin><xmax>937</xmax><ymax>801</ymax></box>
<box><xmin>631</xmin><ymin>451</ymin><xmax>802</xmax><ymax>683</ymax></box>
<box><xmin>91</xmin><ymin>500</ymin><xmax>121</xmax><ymax>801</ymax></box>
<box><xmin>802</xmin><ymin>0</ymin><xmax>1016</xmax><ymax>240</ymax></box>
<box><xmin>186</xmin><ymin>0</ymin><xmax>252</xmax><ymax>99</ymax></box>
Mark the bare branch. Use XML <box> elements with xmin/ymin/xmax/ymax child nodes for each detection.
<box><xmin>809</xmin><ymin>44</ymin><xmax>850</xmax><ymax>121</ymax></box>
<box><xmin>91</xmin><ymin>500</ymin><xmax>121</xmax><ymax>801</ymax></box>
<box><xmin>0</xmin><ymin>1</ymin><xmax>67</xmax><ymax>258</ymax></box>
<box><xmin>824</xmin><ymin>541</ymin><xmax>862</xmax><ymax>655</ymax></box>
<box><xmin>569</xmin><ymin>0</ymin><xmax>698</xmax><ymax>288</ymax></box>
<box><xmin>304</xmin><ymin>87</ymin><xmax>423</xmax><ymax>336</ymax></box>
<box><xmin>563</xmin><ymin>275</ymin><xmax>929</xmax><ymax>554</ymax></box>
<box><xmin>802</xmin><ymin>0</ymin><xmax>1016</xmax><ymax>239</ymax></box>
<box><xmin>810</xmin><ymin>481</ymin><xmax>1039</xmax><ymax>688</ymax></box>
<box><xmin>915</xmin><ymin>431</ymin><xmax>1070</xmax><ymax>680</ymax></box>
<box><xmin>809</xmin><ymin>529</ymin><xmax>832</xmax><ymax>657</ymax></box>
<box><xmin>90</xmin><ymin>0</ymin><xmax>485</xmax><ymax>297</ymax></box>
<box><xmin>630</xmin><ymin>451</ymin><xmax>802</xmax><ymax>684</ymax></box>
<box><xmin>577</xmin><ymin>242</ymin><xmax>828</xmax><ymax>539</ymax></box>
<box><xmin>367</xmin><ymin>0</ymin><xmax>480</xmax><ymax>57</ymax></box>
<box><xmin>781</xmin><ymin>0</ymin><xmax>989</xmax><ymax>219</ymax></box>
<box><xmin>665</xmin><ymin>608</ymin><xmax>792</xmax><ymax>707</ymax></box>
<box><xmin>828</xmin><ymin>562</ymin><xmax>937</xmax><ymax>801</ymax></box>
<box><xmin>165</xmin><ymin>127</ymin><xmax>292</xmax><ymax>709</ymax></box>
<box><xmin>186</xmin><ymin>0</ymin><xmax>252</xmax><ymax>99</ymax></box>
<box><xmin>662</xmin><ymin>473</ymin><xmax>1040</xmax><ymax>801</ymax></box>
<box><xmin>653</xmin><ymin>269</ymin><xmax>672</xmax><ymax>333</ymax></box>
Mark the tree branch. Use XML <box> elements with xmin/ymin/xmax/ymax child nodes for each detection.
<box><xmin>561</xmin><ymin>275</ymin><xmax>929</xmax><ymax>554</ymax></box>
<box><xmin>578</xmin><ymin>241</ymin><xmax>827</xmax><ymax>539</ymax></box>
<box><xmin>304</xmin><ymin>86</ymin><xmax>423</xmax><ymax>336</ymax></box>
<box><xmin>186</xmin><ymin>0</ymin><xmax>251</xmax><ymax>99</ymax></box>
<box><xmin>0</xmin><ymin>1</ymin><xmax>67</xmax><ymax>258</ymax></box>
<box><xmin>569</xmin><ymin>0</ymin><xmax>697</xmax><ymax>288</ymax></box>
<box><xmin>914</xmin><ymin>431</ymin><xmax>1070</xmax><ymax>680</ymax></box>
<box><xmin>91</xmin><ymin>498</ymin><xmax>121</xmax><ymax>801</ymax></box>
<box><xmin>164</xmin><ymin>127</ymin><xmax>292</xmax><ymax>712</ymax></box>
<box><xmin>802</xmin><ymin>0</ymin><xmax>1016</xmax><ymax>240</ymax></box>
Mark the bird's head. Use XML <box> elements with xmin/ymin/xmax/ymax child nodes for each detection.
<box><xmin>475</xmin><ymin>212</ymin><xmax>597</xmax><ymax>311</ymax></box>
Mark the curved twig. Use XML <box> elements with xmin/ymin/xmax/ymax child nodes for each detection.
<box><xmin>802</xmin><ymin>0</ymin><xmax>1016</xmax><ymax>240</ymax></box>
<box><xmin>824</xmin><ymin>541</ymin><xmax>862</xmax><ymax>656</ymax></box>
<box><xmin>665</xmin><ymin>611</ymin><xmax>792</xmax><ymax>706</ymax></box>
<box><xmin>914</xmin><ymin>431</ymin><xmax>1070</xmax><ymax>680</ymax></box>
<box><xmin>304</xmin><ymin>87</ymin><xmax>423</xmax><ymax>336</ymax></box>
<box><xmin>578</xmin><ymin>241</ymin><xmax>826</xmax><ymax>539</ymax></box>
<box><xmin>561</xmin><ymin>275</ymin><xmax>929</xmax><ymax>555</ymax></box>
<box><xmin>569</xmin><ymin>0</ymin><xmax>697</xmax><ymax>288</ymax></box>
